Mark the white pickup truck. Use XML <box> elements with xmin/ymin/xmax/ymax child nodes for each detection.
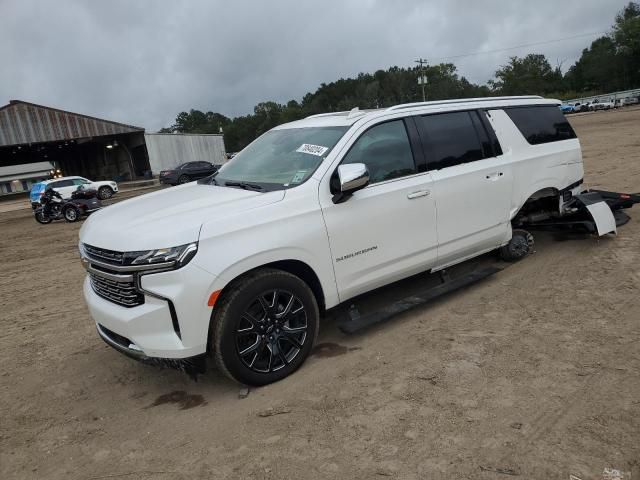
<box><xmin>79</xmin><ymin>96</ymin><xmax>618</xmax><ymax>386</ymax></box>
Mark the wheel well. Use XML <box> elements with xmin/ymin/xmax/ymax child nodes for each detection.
<box><xmin>513</xmin><ymin>188</ymin><xmax>561</xmax><ymax>225</ymax></box>
<box><xmin>526</xmin><ymin>187</ymin><xmax>558</xmax><ymax>202</ymax></box>
<box><xmin>217</xmin><ymin>260</ymin><xmax>326</xmax><ymax>314</ymax></box>
<box><xmin>265</xmin><ymin>260</ymin><xmax>326</xmax><ymax>313</ymax></box>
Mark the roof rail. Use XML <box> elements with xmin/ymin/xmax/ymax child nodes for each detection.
<box><xmin>305</xmin><ymin>110</ymin><xmax>351</xmax><ymax>119</ymax></box>
<box><xmin>305</xmin><ymin>107</ymin><xmax>371</xmax><ymax>120</ymax></box>
<box><xmin>385</xmin><ymin>96</ymin><xmax>544</xmax><ymax>112</ymax></box>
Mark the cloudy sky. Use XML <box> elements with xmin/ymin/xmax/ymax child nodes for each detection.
<box><xmin>0</xmin><ymin>0</ymin><xmax>629</xmax><ymax>130</ymax></box>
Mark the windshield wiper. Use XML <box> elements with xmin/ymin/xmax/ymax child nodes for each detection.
<box><xmin>224</xmin><ymin>181</ymin><xmax>264</xmax><ymax>191</ymax></box>
<box><xmin>197</xmin><ymin>174</ymin><xmax>218</xmax><ymax>185</ymax></box>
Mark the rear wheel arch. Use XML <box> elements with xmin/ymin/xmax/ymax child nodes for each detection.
<box><xmin>511</xmin><ymin>186</ymin><xmax>562</xmax><ymax>226</ymax></box>
<box><xmin>512</xmin><ymin>186</ymin><xmax>560</xmax><ymax>220</ymax></box>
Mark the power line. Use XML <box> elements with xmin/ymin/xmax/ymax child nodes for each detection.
<box><xmin>428</xmin><ymin>31</ymin><xmax>607</xmax><ymax>62</ymax></box>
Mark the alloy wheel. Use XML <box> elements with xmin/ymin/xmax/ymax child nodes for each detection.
<box><xmin>235</xmin><ymin>289</ymin><xmax>308</xmax><ymax>373</ymax></box>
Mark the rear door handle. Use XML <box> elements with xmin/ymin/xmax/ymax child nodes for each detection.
<box><xmin>485</xmin><ymin>172</ymin><xmax>504</xmax><ymax>180</ymax></box>
<box><xmin>407</xmin><ymin>190</ymin><xmax>430</xmax><ymax>199</ymax></box>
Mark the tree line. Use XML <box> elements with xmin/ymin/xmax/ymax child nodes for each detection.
<box><xmin>160</xmin><ymin>2</ymin><xmax>640</xmax><ymax>152</ymax></box>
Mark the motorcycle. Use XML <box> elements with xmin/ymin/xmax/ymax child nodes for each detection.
<box><xmin>34</xmin><ymin>186</ymin><xmax>102</xmax><ymax>224</ymax></box>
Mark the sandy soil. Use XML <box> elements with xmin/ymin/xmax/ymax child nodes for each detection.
<box><xmin>1</xmin><ymin>108</ymin><xmax>639</xmax><ymax>480</ymax></box>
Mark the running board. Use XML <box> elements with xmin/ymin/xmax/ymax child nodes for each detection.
<box><xmin>336</xmin><ymin>266</ymin><xmax>505</xmax><ymax>334</ymax></box>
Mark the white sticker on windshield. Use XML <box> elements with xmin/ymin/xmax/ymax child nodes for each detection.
<box><xmin>291</xmin><ymin>170</ymin><xmax>308</xmax><ymax>184</ymax></box>
<box><xmin>296</xmin><ymin>143</ymin><xmax>329</xmax><ymax>156</ymax></box>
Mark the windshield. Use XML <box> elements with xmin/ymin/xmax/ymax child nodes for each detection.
<box><xmin>211</xmin><ymin>126</ymin><xmax>348</xmax><ymax>191</ymax></box>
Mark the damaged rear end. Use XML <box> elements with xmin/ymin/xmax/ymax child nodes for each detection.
<box><xmin>515</xmin><ymin>187</ymin><xmax>640</xmax><ymax>235</ymax></box>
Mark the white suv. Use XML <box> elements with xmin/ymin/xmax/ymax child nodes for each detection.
<box><xmin>79</xmin><ymin>96</ymin><xmax>586</xmax><ymax>385</ymax></box>
<box><xmin>32</xmin><ymin>176</ymin><xmax>118</xmax><ymax>203</ymax></box>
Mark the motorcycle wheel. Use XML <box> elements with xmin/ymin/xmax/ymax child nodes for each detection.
<box><xmin>64</xmin><ymin>206</ymin><xmax>80</xmax><ymax>222</ymax></box>
<box><xmin>35</xmin><ymin>211</ymin><xmax>52</xmax><ymax>224</ymax></box>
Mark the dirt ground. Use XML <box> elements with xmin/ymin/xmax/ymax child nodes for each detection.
<box><xmin>1</xmin><ymin>108</ymin><xmax>639</xmax><ymax>480</ymax></box>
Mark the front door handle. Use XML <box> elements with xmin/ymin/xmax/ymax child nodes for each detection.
<box><xmin>485</xmin><ymin>172</ymin><xmax>504</xmax><ymax>180</ymax></box>
<box><xmin>407</xmin><ymin>190</ymin><xmax>430</xmax><ymax>199</ymax></box>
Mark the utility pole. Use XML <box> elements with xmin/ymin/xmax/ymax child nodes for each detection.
<box><xmin>415</xmin><ymin>58</ymin><xmax>428</xmax><ymax>102</ymax></box>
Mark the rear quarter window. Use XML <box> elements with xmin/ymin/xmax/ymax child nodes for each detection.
<box><xmin>505</xmin><ymin>105</ymin><xmax>577</xmax><ymax>145</ymax></box>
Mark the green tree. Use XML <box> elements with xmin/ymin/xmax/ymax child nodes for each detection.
<box><xmin>489</xmin><ymin>54</ymin><xmax>563</xmax><ymax>95</ymax></box>
<box><xmin>612</xmin><ymin>2</ymin><xmax>640</xmax><ymax>87</ymax></box>
<box><xmin>565</xmin><ymin>37</ymin><xmax>623</xmax><ymax>92</ymax></box>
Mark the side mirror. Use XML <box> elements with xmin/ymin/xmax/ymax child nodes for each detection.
<box><xmin>333</xmin><ymin>163</ymin><xmax>369</xmax><ymax>204</ymax></box>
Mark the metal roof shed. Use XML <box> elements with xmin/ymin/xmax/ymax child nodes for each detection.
<box><xmin>0</xmin><ymin>100</ymin><xmax>148</xmax><ymax>187</ymax></box>
<box><xmin>144</xmin><ymin>133</ymin><xmax>227</xmax><ymax>173</ymax></box>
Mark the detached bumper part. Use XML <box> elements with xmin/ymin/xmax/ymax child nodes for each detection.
<box><xmin>573</xmin><ymin>192</ymin><xmax>616</xmax><ymax>236</ymax></box>
<box><xmin>519</xmin><ymin>189</ymin><xmax>638</xmax><ymax>235</ymax></box>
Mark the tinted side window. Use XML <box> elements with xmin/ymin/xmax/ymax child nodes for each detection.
<box><xmin>419</xmin><ymin>111</ymin><xmax>485</xmax><ymax>170</ymax></box>
<box><xmin>55</xmin><ymin>180</ymin><xmax>74</xmax><ymax>187</ymax></box>
<box><xmin>342</xmin><ymin>120</ymin><xmax>416</xmax><ymax>184</ymax></box>
<box><xmin>479</xmin><ymin>111</ymin><xmax>503</xmax><ymax>157</ymax></box>
<box><xmin>505</xmin><ymin>106</ymin><xmax>577</xmax><ymax>145</ymax></box>
<box><xmin>469</xmin><ymin>111</ymin><xmax>494</xmax><ymax>158</ymax></box>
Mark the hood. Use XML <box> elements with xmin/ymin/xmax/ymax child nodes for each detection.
<box><xmin>79</xmin><ymin>183</ymin><xmax>285</xmax><ymax>252</ymax></box>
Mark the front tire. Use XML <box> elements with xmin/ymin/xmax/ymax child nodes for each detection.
<box><xmin>98</xmin><ymin>186</ymin><xmax>113</xmax><ymax>200</ymax></box>
<box><xmin>212</xmin><ymin>269</ymin><xmax>319</xmax><ymax>386</ymax></box>
<box><xmin>34</xmin><ymin>211</ymin><xmax>52</xmax><ymax>224</ymax></box>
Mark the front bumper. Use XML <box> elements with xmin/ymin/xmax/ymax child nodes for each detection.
<box><xmin>96</xmin><ymin>323</ymin><xmax>207</xmax><ymax>376</ymax></box>
<box><xmin>82</xmin><ymin>255</ymin><xmax>217</xmax><ymax>360</ymax></box>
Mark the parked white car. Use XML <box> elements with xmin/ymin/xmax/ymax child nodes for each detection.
<box><xmin>31</xmin><ymin>176</ymin><xmax>118</xmax><ymax>205</ymax></box>
<box><xmin>80</xmin><ymin>96</ymin><xmax>592</xmax><ymax>386</ymax></box>
<box><xmin>590</xmin><ymin>99</ymin><xmax>614</xmax><ymax>111</ymax></box>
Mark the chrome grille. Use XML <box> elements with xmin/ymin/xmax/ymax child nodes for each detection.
<box><xmin>89</xmin><ymin>273</ymin><xmax>144</xmax><ymax>308</ymax></box>
<box><xmin>83</xmin><ymin>244</ymin><xmax>124</xmax><ymax>266</ymax></box>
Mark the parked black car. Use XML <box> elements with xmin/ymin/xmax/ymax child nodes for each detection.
<box><xmin>159</xmin><ymin>161</ymin><xmax>221</xmax><ymax>185</ymax></box>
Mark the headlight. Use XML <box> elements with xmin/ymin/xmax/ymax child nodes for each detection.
<box><xmin>123</xmin><ymin>242</ymin><xmax>198</xmax><ymax>269</ymax></box>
